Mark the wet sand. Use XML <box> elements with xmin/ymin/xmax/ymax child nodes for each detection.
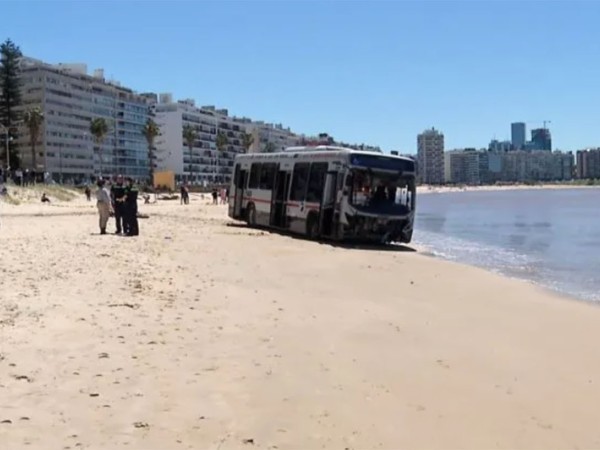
<box><xmin>1</xmin><ymin>193</ymin><xmax>600</xmax><ymax>449</ymax></box>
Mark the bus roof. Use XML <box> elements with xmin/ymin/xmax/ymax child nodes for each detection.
<box><xmin>237</xmin><ymin>146</ymin><xmax>415</xmax><ymax>163</ymax></box>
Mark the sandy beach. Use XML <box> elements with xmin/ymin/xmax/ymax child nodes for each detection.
<box><xmin>2</xmin><ymin>189</ymin><xmax>600</xmax><ymax>449</ymax></box>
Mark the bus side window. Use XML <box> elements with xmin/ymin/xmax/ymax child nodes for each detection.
<box><xmin>306</xmin><ymin>163</ymin><xmax>328</xmax><ymax>202</ymax></box>
<box><xmin>233</xmin><ymin>165</ymin><xmax>240</xmax><ymax>187</ymax></box>
<box><xmin>259</xmin><ymin>163</ymin><xmax>276</xmax><ymax>190</ymax></box>
<box><xmin>249</xmin><ymin>163</ymin><xmax>261</xmax><ymax>189</ymax></box>
<box><xmin>290</xmin><ymin>163</ymin><xmax>310</xmax><ymax>201</ymax></box>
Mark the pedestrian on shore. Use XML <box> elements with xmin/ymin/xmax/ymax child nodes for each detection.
<box><xmin>124</xmin><ymin>177</ymin><xmax>139</xmax><ymax>236</ymax></box>
<box><xmin>84</xmin><ymin>185</ymin><xmax>91</xmax><ymax>201</ymax></box>
<box><xmin>180</xmin><ymin>184</ymin><xmax>189</xmax><ymax>205</ymax></box>
<box><xmin>111</xmin><ymin>175</ymin><xmax>126</xmax><ymax>234</ymax></box>
<box><xmin>220</xmin><ymin>187</ymin><xmax>227</xmax><ymax>204</ymax></box>
<box><xmin>95</xmin><ymin>179</ymin><xmax>112</xmax><ymax>235</ymax></box>
<box><xmin>211</xmin><ymin>188</ymin><xmax>218</xmax><ymax>205</ymax></box>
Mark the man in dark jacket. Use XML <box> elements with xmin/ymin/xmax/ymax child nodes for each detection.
<box><xmin>123</xmin><ymin>177</ymin><xmax>139</xmax><ymax>236</ymax></box>
<box><xmin>111</xmin><ymin>175</ymin><xmax>126</xmax><ymax>234</ymax></box>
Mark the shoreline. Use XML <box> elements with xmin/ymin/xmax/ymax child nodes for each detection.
<box><xmin>415</xmin><ymin>241</ymin><xmax>594</xmax><ymax>306</ymax></box>
<box><xmin>417</xmin><ymin>183</ymin><xmax>600</xmax><ymax>194</ymax></box>
<box><xmin>3</xmin><ymin>199</ymin><xmax>600</xmax><ymax>448</ymax></box>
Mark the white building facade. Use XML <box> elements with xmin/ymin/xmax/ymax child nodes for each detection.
<box><xmin>444</xmin><ymin>149</ymin><xmax>481</xmax><ymax>185</ymax></box>
<box><xmin>247</xmin><ymin>122</ymin><xmax>300</xmax><ymax>153</ymax></box>
<box><xmin>17</xmin><ymin>57</ymin><xmax>150</xmax><ymax>182</ymax></box>
<box><xmin>153</xmin><ymin>97</ymin><xmax>248</xmax><ymax>185</ymax></box>
<box><xmin>417</xmin><ymin>128</ymin><xmax>445</xmax><ymax>184</ymax></box>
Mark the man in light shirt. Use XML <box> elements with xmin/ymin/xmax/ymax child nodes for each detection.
<box><xmin>95</xmin><ymin>179</ymin><xmax>112</xmax><ymax>235</ymax></box>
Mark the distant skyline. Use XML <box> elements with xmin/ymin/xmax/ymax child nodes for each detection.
<box><xmin>4</xmin><ymin>0</ymin><xmax>600</xmax><ymax>153</ymax></box>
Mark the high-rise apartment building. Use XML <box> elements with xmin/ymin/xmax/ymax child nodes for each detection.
<box><xmin>417</xmin><ymin>128</ymin><xmax>444</xmax><ymax>184</ymax></box>
<box><xmin>511</xmin><ymin>122</ymin><xmax>526</xmax><ymax>150</ymax></box>
<box><xmin>488</xmin><ymin>139</ymin><xmax>513</xmax><ymax>152</ymax></box>
<box><xmin>153</xmin><ymin>97</ymin><xmax>248</xmax><ymax>185</ymax></box>
<box><xmin>247</xmin><ymin>122</ymin><xmax>300</xmax><ymax>153</ymax></box>
<box><xmin>444</xmin><ymin>149</ymin><xmax>481</xmax><ymax>185</ymax></box>
<box><xmin>530</xmin><ymin>128</ymin><xmax>552</xmax><ymax>151</ymax></box>
<box><xmin>498</xmin><ymin>150</ymin><xmax>572</xmax><ymax>182</ymax></box>
<box><xmin>576</xmin><ymin>149</ymin><xmax>600</xmax><ymax>179</ymax></box>
<box><xmin>17</xmin><ymin>57</ymin><xmax>150</xmax><ymax>182</ymax></box>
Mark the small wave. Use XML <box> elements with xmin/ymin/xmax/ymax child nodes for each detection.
<box><xmin>414</xmin><ymin>230</ymin><xmax>598</xmax><ymax>303</ymax></box>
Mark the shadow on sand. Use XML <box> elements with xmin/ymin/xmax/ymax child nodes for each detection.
<box><xmin>225</xmin><ymin>222</ymin><xmax>417</xmax><ymax>253</ymax></box>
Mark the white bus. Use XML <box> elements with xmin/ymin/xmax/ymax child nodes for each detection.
<box><xmin>228</xmin><ymin>146</ymin><xmax>416</xmax><ymax>244</ymax></box>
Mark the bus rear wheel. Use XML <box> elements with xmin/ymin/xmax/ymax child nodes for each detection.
<box><xmin>306</xmin><ymin>213</ymin><xmax>320</xmax><ymax>240</ymax></box>
<box><xmin>246</xmin><ymin>203</ymin><xmax>257</xmax><ymax>227</ymax></box>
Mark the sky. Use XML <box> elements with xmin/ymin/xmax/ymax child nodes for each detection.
<box><xmin>3</xmin><ymin>0</ymin><xmax>600</xmax><ymax>153</ymax></box>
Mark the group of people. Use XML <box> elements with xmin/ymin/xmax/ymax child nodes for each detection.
<box><xmin>178</xmin><ymin>185</ymin><xmax>228</xmax><ymax>205</ymax></box>
<box><xmin>0</xmin><ymin>168</ymin><xmax>46</xmax><ymax>186</ymax></box>
<box><xmin>95</xmin><ymin>175</ymin><xmax>139</xmax><ymax>236</ymax></box>
<box><xmin>210</xmin><ymin>187</ymin><xmax>228</xmax><ymax>205</ymax></box>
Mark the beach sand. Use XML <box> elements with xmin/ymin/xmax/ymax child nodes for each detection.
<box><xmin>1</xmin><ymin>192</ymin><xmax>600</xmax><ymax>449</ymax></box>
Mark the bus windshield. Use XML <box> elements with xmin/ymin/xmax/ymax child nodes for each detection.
<box><xmin>348</xmin><ymin>169</ymin><xmax>415</xmax><ymax>215</ymax></box>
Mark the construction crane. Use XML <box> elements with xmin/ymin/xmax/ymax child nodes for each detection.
<box><xmin>526</xmin><ymin>120</ymin><xmax>552</xmax><ymax>130</ymax></box>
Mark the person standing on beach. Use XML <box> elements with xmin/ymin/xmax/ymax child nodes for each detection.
<box><xmin>180</xmin><ymin>184</ymin><xmax>189</xmax><ymax>205</ymax></box>
<box><xmin>84</xmin><ymin>185</ymin><xmax>91</xmax><ymax>201</ymax></box>
<box><xmin>95</xmin><ymin>179</ymin><xmax>112</xmax><ymax>235</ymax></box>
<box><xmin>123</xmin><ymin>177</ymin><xmax>139</xmax><ymax>236</ymax></box>
<box><xmin>111</xmin><ymin>175</ymin><xmax>126</xmax><ymax>234</ymax></box>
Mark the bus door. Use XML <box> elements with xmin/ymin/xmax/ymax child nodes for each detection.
<box><xmin>270</xmin><ymin>167</ymin><xmax>290</xmax><ymax>228</ymax></box>
<box><xmin>232</xmin><ymin>165</ymin><xmax>248</xmax><ymax>219</ymax></box>
<box><xmin>319</xmin><ymin>171</ymin><xmax>338</xmax><ymax>237</ymax></box>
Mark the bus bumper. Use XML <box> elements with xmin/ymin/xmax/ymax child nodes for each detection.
<box><xmin>341</xmin><ymin>214</ymin><xmax>413</xmax><ymax>244</ymax></box>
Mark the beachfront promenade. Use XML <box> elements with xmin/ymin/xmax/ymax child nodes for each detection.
<box><xmin>1</xmin><ymin>193</ymin><xmax>600</xmax><ymax>449</ymax></box>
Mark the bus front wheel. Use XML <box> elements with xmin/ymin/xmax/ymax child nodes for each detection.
<box><xmin>246</xmin><ymin>203</ymin><xmax>257</xmax><ymax>227</ymax></box>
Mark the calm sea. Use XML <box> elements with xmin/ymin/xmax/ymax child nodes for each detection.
<box><xmin>414</xmin><ymin>188</ymin><xmax>600</xmax><ymax>302</ymax></box>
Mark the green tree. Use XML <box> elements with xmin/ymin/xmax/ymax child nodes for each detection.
<box><xmin>23</xmin><ymin>107</ymin><xmax>44</xmax><ymax>171</ymax></box>
<box><xmin>90</xmin><ymin>118</ymin><xmax>109</xmax><ymax>177</ymax></box>
<box><xmin>215</xmin><ymin>131</ymin><xmax>228</xmax><ymax>183</ymax></box>
<box><xmin>241</xmin><ymin>131</ymin><xmax>254</xmax><ymax>152</ymax></box>
<box><xmin>0</xmin><ymin>39</ymin><xmax>23</xmax><ymax>169</ymax></box>
<box><xmin>182</xmin><ymin>124</ymin><xmax>197</xmax><ymax>183</ymax></box>
<box><xmin>263</xmin><ymin>142</ymin><xmax>276</xmax><ymax>153</ymax></box>
<box><xmin>141</xmin><ymin>118</ymin><xmax>160</xmax><ymax>186</ymax></box>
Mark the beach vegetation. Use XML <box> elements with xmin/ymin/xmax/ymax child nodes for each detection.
<box><xmin>0</xmin><ymin>38</ymin><xmax>23</xmax><ymax>169</ymax></box>
<box><xmin>215</xmin><ymin>131</ymin><xmax>228</xmax><ymax>183</ymax></box>
<box><xmin>182</xmin><ymin>124</ymin><xmax>197</xmax><ymax>183</ymax></box>
<box><xmin>241</xmin><ymin>132</ymin><xmax>254</xmax><ymax>152</ymax></box>
<box><xmin>263</xmin><ymin>142</ymin><xmax>276</xmax><ymax>153</ymax></box>
<box><xmin>89</xmin><ymin>118</ymin><xmax>109</xmax><ymax>177</ymax></box>
<box><xmin>23</xmin><ymin>107</ymin><xmax>44</xmax><ymax>171</ymax></box>
<box><xmin>142</xmin><ymin>118</ymin><xmax>160</xmax><ymax>185</ymax></box>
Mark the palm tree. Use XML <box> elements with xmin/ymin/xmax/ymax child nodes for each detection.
<box><xmin>90</xmin><ymin>118</ymin><xmax>109</xmax><ymax>177</ymax></box>
<box><xmin>263</xmin><ymin>142</ymin><xmax>277</xmax><ymax>153</ymax></box>
<box><xmin>241</xmin><ymin>131</ymin><xmax>254</xmax><ymax>152</ymax></box>
<box><xmin>23</xmin><ymin>107</ymin><xmax>44</xmax><ymax>172</ymax></box>
<box><xmin>142</xmin><ymin>118</ymin><xmax>161</xmax><ymax>187</ymax></box>
<box><xmin>182</xmin><ymin>124</ymin><xmax>197</xmax><ymax>183</ymax></box>
<box><xmin>215</xmin><ymin>131</ymin><xmax>228</xmax><ymax>183</ymax></box>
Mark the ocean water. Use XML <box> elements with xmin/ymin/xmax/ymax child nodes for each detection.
<box><xmin>414</xmin><ymin>188</ymin><xmax>600</xmax><ymax>302</ymax></box>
